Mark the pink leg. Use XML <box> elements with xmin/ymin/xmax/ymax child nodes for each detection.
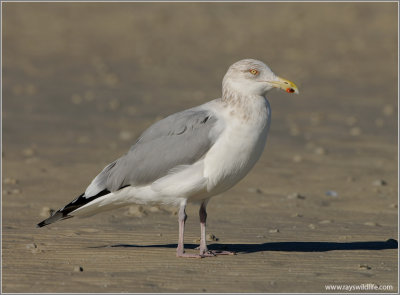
<box><xmin>176</xmin><ymin>203</ymin><xmax>202</xmax><ymax>258</ymax></box>
<box><xmin>198</xmin><ymin>201</ymin><xmax>236</xmax><ymax>257</ymax></box>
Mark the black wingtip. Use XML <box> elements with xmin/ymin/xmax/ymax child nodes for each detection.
<box><xmin>36</xmin><ymin>190</ymin><xmax>111</xmax><ymax>228</ymax></box>
<box><xmin>37</xmin><ymin>221</ymin><xmax>46</xmax><ymax>228</ymax></box>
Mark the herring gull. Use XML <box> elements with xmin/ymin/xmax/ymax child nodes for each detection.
<box><xmin>37</xmin><ymin>59</ymin><xmax>299</xmax><ymax>258</ymax></box>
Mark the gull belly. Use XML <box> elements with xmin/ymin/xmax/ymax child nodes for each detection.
<box><xmin>203</xmin><ymin>96</ymin><xmax>271</xmax><ymax>197</ymax></box>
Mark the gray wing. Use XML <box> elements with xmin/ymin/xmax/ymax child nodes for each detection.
<box><xmin>84</xmin><ymin>107</ymin><xmax>221</xmax><ymax>197</ymax></box>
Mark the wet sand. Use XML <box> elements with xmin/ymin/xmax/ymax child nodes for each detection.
<box><xmin>2</xmin><ymin>2</ymin><xmax>398</xmax><ymax>293</ymax></box>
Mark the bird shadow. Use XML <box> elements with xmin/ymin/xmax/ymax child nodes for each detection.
<box><xmin>91</xmin><ymin>239</ymin><xmax>398</xmax><ymax>253</ymax></box>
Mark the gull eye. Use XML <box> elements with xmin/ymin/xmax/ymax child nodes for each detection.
<box><xmin>249</xmin><ymin>69</ymin><xmax>259</xmax><ymax>75</ymax></box>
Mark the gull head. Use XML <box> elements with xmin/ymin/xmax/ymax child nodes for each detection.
<box><xmin>222</xmin><ymin>59</ymin><xmax>299</xmax><ymax>98</ymax></box>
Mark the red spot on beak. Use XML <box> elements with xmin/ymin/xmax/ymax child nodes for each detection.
<box><xmin>286</xmin><ymin>88</ymin><xmax>295</xmax><ymax>93</ymax></box>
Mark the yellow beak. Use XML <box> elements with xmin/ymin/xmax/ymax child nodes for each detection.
<box><xmin>268</xmin><ymin>76</ymin><xmax>299</xmax><ymax>94</ymax></box>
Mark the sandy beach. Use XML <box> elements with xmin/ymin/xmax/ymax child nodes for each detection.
<box><xmin>2</xmin><ymin>2</ymin><xmax>398</xmax><ymax>293</ymax></box>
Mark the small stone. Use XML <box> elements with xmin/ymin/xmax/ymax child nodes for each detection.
<box><xmin>325</xmin><ymin>190</ymin><xmax>338</xmax><ymax>197</ymax></box>
<box><xmin>287</xmin><ymin>193</ymin><xmax>306</xmax><ymax>200</ymax></box>
<box><xmin>359</xmin><ymin>264</ymin><xmax>371</xmax><ymax>270</ymax></box>
<box><xmin>148</xmin><ymin>206</ymin><xmax>161</xmax><ymax>213</ymax></box>
<box><xmin>346</xmin><ymin>176</ymin><xmax>355</xmax><ymax>182</ymax></box>
<box><xmin>349</xmin><ymin>127</ymin><xmax>361</xmax><ymax>136</ymax></box>
<box><xmin>104</xmin><ymin>73</ymin><xmax>119</xmax><ymax>87</ymax></box>
<box><xmin>293</xmin><ymin>155</ymin><xmax>303</xmax><ymax>163</ymax></box>
<box><xmin>256</xmin><ymin>235</ymin><xmax>266</xmax><ymax>238</ymax></box>
<box><xmin>291</xmin><ymin>213</ymin><xmax>303</xmax><ymax>217</ymax></box>
<box><xmin>26</xmin><ymin>243</ymin><xmax>41</xmax><ymax>254</ymax></box>
<box><xmin>314</xmin><ymin>147</ymin><xmax>326</xmax><ymax>155</ymax></box>
<box><xmin>73</xmin><ymin>266</ymin><xmax>84</xmax><ymax>272</ymax></box>
<box><xmin>119</xmin><ymin>130</ymin><xmax>133</xmax><ymax>141</ymax></box>
<box><xmin>372</xmin><ymin>179</ymin><xmax>387</xmax><ymax>186</ymax></box>
<box><xmin>383</xmin><ymin>105</ymin><xmax>394</xmax><ymax>116</ymax></box>
<box><xmin>364</xmin><ymin>221</ymin><xmax>380</xmax><ymax>227</ymax></box>
<box><xmin>319</xmin><ymin>219</ymin><xmax>332</xmax><ymax>224</ymax></box>
<box><xmin>247</xmin><ymin>187</ymin><xmax>263</xmax><ymax>194</ymax></box>
<box><xmin>26</xmin><ymin>243</ymin><xmax>37</xmax><ymax>250</ymax></box>
<box><xmin>4</xmin><ymin>177</ymin><xmax>18</xmax><ymax>185</ymax></box>
<box><xmin>268</xmin><ymin>228</ymin><xmax>279</xmax><ymax>233</ymax></box>
<box><xmin>11</xmin><ymin>188</ymin><xmax>21</xmax><ymax>194</ymax></box>
<box><xmin>126</xmin><ymin>205</ymin><xmax>146</xmax><ymax>217</ymax></box>
<box><xmin>22</xmin><ymin>148</ymin><xmax>35</xmax><ymax>157</ymax></box>
<box><xmin>389</xmin><ymin>203</ymin><xmax>398</xmax><ymax>209</ymax></box>
<box><xmin>338</xmin><ymin>235</ymin><xmax>352</xmax><ymax>241</ymax></box>
<box><xmin>206</xmin><ymin>233</ymin><xmax>219</xmax><ymax>242</ymax></box>
<box><xmin>308</xmin><ymin>223</ymin><xmax>316</xmax><ymax>229</ymax></box>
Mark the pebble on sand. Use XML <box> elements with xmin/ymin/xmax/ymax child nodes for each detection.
<box><xmin>349</xmin><ymin>127</ymin><xmax>362</xmax><ymax>136</ymax></box>
<box><xmin>382</xmin><ymin>105</ymin><xmax>394</xmax><ymax>116</ymax></box>
<box><xmin>119</xmin><ymin>130</ymin><xmax>134</xmax><ymax>141</ymax></box>
<box><xmin>364</xmin><ymin>221</ymin><xmax>380</xmax><ymax>227</ymax></box>
<box><xmin>268</xmin><ymin>228</ymin><xmax>280</xmax><ymax>233</ymax></box>
<box><xmin>293</xmin><ymin>155</ymin><xmax>303</xmax><ymax>163</ymax></box>
<box><xmin>26</xmin><ymin>243</ymin><xmax>41</xmax><ymax>254</ymax></box>
<box><xmin>148</xmin><ymin>206</ymin><xmax>161</xmax><ymax>213</ymax></box>
<box><xmin>291</xmin><ymin>213</ymin><xmax>303</xmax><ymax>218</ymax></box>
<box><xmin>289</xmin><ymin>125</ymin><xmax>300</xmax><ymax>136</ymax></box>
<box><xmin>287</xmin><ymin>193</ymin><xmax>306</xmax><ymax>200</ymax></box>
<box><xmin>314</xmin><ymin>147</ymin><xmax>326</xmax><ymax>155</ymax></box>
<box><xmin>359</xmin><ymin>264</ymin><xmax>372</xmax><ymax>270</ymax></box>
<box><xmin>73</xmin><ymin>266</ymin><xmax>84</xmax><ymax>272</ymax></box>
<box><xmin>372</xmin><ymin>179</ymin><xmax>387</xmax><ymax>186</ymax></box>
<box><xmin>308</xmin><ymin>224</ymin><xmax>316</xmax><ymax>230</ymax></box>
<box><xmin>22</xmin><ymin>148</ymin><xmax>35</xmax><ymax>157</ymax></box>
<box><xmin>126</xmin><ymin>205</ymin><xmax>147</xmax><ymax>217</ymax></box>
<box><xmin>4</xmin><ymin>177</ymin><xmax>18</xmax><ymax>185</ymax></box>
<box><xmin>206</xmin><ymin>233</ymin><xmax>219</xmax><ymax>242</ymax></box>
<box><xmin>247</xmin><ymin>187</ymin><xmax>264</xmax><ymax>194</ymax></box>
<box><xmin>3</xmin><ymin>189</ymin><xmax>21</xmax><ymax>195</ymax></box>
<box><xmin>325</xmin><ymin>190</ymin><xmax>338</xmax><ymax>197</ymax></box>
<box><xmin>193</xmin><ymin>233</ymin><xmax>219</xmax><ymax>243</ymax></box>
